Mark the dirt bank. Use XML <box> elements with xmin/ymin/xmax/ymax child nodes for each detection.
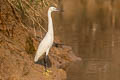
<box><xmin>0</xmin><ymin>0</ymin><xmax>81</xmax><ymax>80</ymax></box>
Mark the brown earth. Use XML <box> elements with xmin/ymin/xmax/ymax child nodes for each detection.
<box><xmin>0</xmin><ymin>0</ymin><xmax>81</xmax><ymax>80</ymax></box>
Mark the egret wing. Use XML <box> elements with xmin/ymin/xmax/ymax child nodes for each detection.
<box><xmin>34</xmin><ymin>35</ymin><xmax>51</xmax><ymax>62</ymax></box>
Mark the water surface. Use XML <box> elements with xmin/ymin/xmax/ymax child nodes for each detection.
<box><xmin>54</xmin><ymin>0</ymin><xmax>120</xmax><ymax>80</ymax></box>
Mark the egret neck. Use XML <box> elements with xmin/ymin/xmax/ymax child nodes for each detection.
<box><xmin>48</xmin><ymin>10</ymin><xmax>54</xmax><ymax>36</ymax></box>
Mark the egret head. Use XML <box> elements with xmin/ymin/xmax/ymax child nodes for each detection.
<box><xmin>49</xmin><ymin>7</ymin><xmax>59</xmax><ymax>12</ymax></box>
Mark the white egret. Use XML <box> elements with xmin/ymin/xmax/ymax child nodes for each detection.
<box><xmin>34</xmin><ymin>7</ymin><xmax>59</xmax><ymax>70</ymax></box>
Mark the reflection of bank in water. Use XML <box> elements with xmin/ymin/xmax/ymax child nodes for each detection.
<box><xmin>83</xmin><ymin>59</ymin><xmax>111</xmax><ymax>80</ymax></box>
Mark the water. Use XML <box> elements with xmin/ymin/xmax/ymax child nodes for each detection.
<box><xmin>54</xmin><ymin>0</ymin><xmax>120</xmax><ymax>80</ymax></box>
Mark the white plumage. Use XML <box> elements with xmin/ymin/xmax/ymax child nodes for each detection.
<box><xmin>34</xmin><ymin>7</ymin><xmax>59</xmax><ymax>62</ymax></box>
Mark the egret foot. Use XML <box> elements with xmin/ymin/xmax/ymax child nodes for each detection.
<box><xmin>46</xmin><ymin>69</ymin><xmax>52</xmax><ymax>73</ymax></box>
<box><xmin>43</xmin><ymin>71</ymin><xmax>50</xmax><ymax>76</ymax></box>
<box><xmin>43</xmin><ymin>69</ymin><xmax>52</xmax><ymax>76</ymax></box>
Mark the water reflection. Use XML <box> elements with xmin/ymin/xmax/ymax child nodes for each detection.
<box><xmin>55</xmin><ymin>0</ymin><xmax>120</xmax><ymax>80</ymax></box>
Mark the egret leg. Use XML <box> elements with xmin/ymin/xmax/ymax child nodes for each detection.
<box><xmin>45</xmin><ymin>55</ymin><xmax>48</xmax><ymax>72</ymax></box>
<box><xmin>45</xmin><ymin>48</ymin><xmax>50</xmax><ymax>72</ymax></box>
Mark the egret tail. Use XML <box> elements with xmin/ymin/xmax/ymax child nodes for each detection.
<box><xmin>34</xmin><ymin>51</ymin><xmax>44</xmax><ymax>62</ymax></box>
<box><xmin>34</xmin><ymin>54</ymin><xmax>39</xmax><ymax>62</ymax></box>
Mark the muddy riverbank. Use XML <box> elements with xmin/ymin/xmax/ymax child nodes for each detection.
<box><xmin>0</xmin><ymin>0</ymin><xmax>81</xmax><ymax>80</ymax></box>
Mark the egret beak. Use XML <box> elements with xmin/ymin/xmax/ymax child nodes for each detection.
<box><xmin>55</xmin><ymin>9</ymin><xmax>64</xmax><ymax>12</ymax></box>
<box><xmin>55</xmin><ymin>9</ymin><xmax>60</xmax><ymax>11</ymax></box>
